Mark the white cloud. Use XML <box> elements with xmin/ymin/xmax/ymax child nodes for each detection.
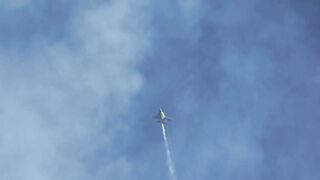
<box><xmin>0</xmin><ymin>1</ymin><xmax>150</xmax><ymax>179</ymax></box>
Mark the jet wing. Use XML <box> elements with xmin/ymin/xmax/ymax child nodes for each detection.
<box><xmin>166</xmin><ymin>117</ymin><xmax>173</xmax><ymax>121</ymax></box>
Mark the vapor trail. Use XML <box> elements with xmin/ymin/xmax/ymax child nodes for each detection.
<box><xmin>161</xmin><ymin>123</ymin><xmax>178</xmax><ymax>180</ymax></box>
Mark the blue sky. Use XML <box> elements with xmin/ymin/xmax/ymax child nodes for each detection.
<box><xmin>0</xmin><ymin>0</ymin><xmax>319</xmax><ymax>179</ymax></box>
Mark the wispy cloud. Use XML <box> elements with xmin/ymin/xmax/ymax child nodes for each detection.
<box><xmin>0</xmin><ymin>0</ymin><xmax>150</xmax><ymax>179</ymax></box>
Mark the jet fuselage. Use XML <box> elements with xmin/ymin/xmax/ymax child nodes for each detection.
<box><xmin>160</xmin><ymin>110</ymin><xmax>166</xmax><ymax>120</ymax></box>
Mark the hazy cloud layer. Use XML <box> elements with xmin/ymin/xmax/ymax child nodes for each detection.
<box><xmin>1</xmin><ymin>0</ymin><xmax>320</xmax><ymax>180</ymax></box>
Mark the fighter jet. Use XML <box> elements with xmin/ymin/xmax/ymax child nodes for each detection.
<box><xmin>154</xmin><ymin>108</ymin><xmax>173</xmax><ymax>124</ymax></box>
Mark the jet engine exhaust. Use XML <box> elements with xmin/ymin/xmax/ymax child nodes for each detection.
<box><xmin>161</xmin><ymin>123</ymin><xmax>177</xmax><ymax>180</ymax></box>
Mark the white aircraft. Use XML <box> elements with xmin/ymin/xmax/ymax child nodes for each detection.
<box><xmin>154</xmin><ymin>108</ymin><xmax>173</xmax><ymax>124</ymax></box>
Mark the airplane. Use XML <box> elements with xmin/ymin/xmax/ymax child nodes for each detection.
<box><xmin>154</xmin><ymin>108</ymin><xmax>173</xmax><ymax>124</ymax></box>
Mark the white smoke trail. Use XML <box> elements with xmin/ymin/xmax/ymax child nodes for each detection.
<box><xmin>161</xmin><ymin>123</ymin><xmax>178</xmax><ymax>180</ymax></box>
